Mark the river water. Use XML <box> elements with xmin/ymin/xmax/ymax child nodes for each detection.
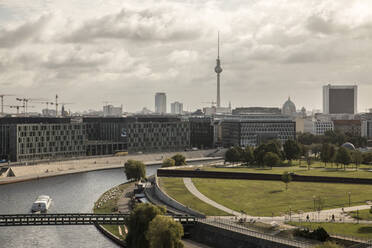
<box><xmin>0</xmin><ymin>165</ymin><xmax>160</xmax><ymax>248</ymax></box>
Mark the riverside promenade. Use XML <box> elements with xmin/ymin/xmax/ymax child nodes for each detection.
<box><xmin>0</xmin><ymin>149</ymin><xmax>222</xmax><ymax>185</ymax></box>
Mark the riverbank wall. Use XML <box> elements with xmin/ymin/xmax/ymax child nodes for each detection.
<box><xmin>0</xmin><ymin>150</ymin><xmax>222</xmax><ymax>185</ymax></box>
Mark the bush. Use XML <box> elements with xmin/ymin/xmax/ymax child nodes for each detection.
<box><xmin>363</xmin><ymin>152</ymin><xmax>372</xmax><ymax>164</ymax></box>
<box><xmin>263</xmin><ymin>152</ymin><xmax>281</xmax><ymax>167</ymax></box>
<box><xmin>162</xmin><ymin>158</ymin><xmax>175</xmax><ymax>168</ymax></box>
<box><xmin>171</xmin><ymin>154</ymin><xmax>186</xmax><ymax>166</ymax></box>
<box><xmin>294</xmin><ymin>227</ymin><xmax>330</xmax><ymax>242</ymax></box>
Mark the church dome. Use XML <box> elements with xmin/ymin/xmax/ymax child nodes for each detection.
<box><xmin>282</xmin><ymin>97</ymin><xmax>296</xmax><ymax>116</ymax></box>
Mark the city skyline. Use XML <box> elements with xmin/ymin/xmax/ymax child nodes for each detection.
<box><xmin>0</xmin><ymin>0</ymin><xmax>372</xmax><ymax>113</ymax></box>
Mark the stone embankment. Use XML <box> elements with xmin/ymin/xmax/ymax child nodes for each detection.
<box><xmin>0</xmin><ymin>149</ymin><xmax>222</xmax><ymax>185</ymax></box>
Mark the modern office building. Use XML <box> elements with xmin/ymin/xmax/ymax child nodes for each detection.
<box><xmin>333</xmin><ymin>119</ymin><xmax>361</xmax><ymax>136</ymax></box>
<box><xmin>83</xmin><ymin>117</ymin><xmax>128</xmax><ymax>156</ymax></box>
<box><xmin>103</xmin><ymin>105</ymin><xmax>123</xmax><ymax>117</ymax></box>
<box><xmin>171</xmin><ymin>102</ymin><xmax>183</xmax><ymax>115</ymax></box>
<box><xmin>233</xmin><ymin>107</ymin><xmax>281</xmax><ymax>115</ymax></box>
<box><xmin>0</xmin><ymin>117</ymin><xmax>86</xmax><ymax>161</ymax></box>
<box><xmin>312</xmin><ymin>120</ymin><xmax>334</xmax><ymax>135</ymax></box>
<box><xmin>126</xmin><ymin>116</ymin><xmax>190</xmax><ymax>152</ymax></box>
<box><xmin>155</xmin><ymin>93</ymin><xmax>167</xmax><ymax>114</ymax></box>
<box><xmin>220</xmin><ymin>115</ymin><xmax>296</xmax><ymax>147</ymax></box>
<box><xmin>323</xmin><ymin>84</ymin><xmax>358</xmax><ymax>114</ymax></box>
<box><xmin>362</xmin><ymin>120</ymin><xmax>372</xmax><ymax>139</ymax></box>
<box><xmin>189</xmin><ymin>117</ymin><xmax>214</xmax><ymax>149</ymax></box>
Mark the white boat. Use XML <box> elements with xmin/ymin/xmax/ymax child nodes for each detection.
<box><xmin>31</xmin><ymin>195</ymin><xmax>52</xmax><ymax>213</ymax></box>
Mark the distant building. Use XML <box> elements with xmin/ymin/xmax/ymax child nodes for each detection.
<box><xmin>333</xmin><ymin>119</ymin><xmax>361</xmax><ymax>136</ymax></box>
<box><xmin>220</xmin><ymin>115</ymin><xmax>296</xmax><ymax>147</ymax></box>
<box><xmin>103</xmin><ymin>105</ymin><xmax>122</xmax><ymax>117</ymax></box>
<box><xmin>313</xmin><ymin>120</ymin><xmax>334</xmax><ymax>135</ymax></box>
<box><xmin>155</xmin><ymin>93</ymin><xmax>167</xmax><ymax>114</ymax></box>
<box><xmin>282</xmin><ymin>97</ymin><xmax>297</xmax><ymax>116</ymax></box>
<box><xmin>171</xmin><ymin>102</ymin><xmax>183</xmax><ymax>114</ymax></box>
<box><xmin>232</xmin><ymin>107</ymin><xmax>281</xmax><ymax>115</ymax></box>
<box><xmin>42</xmin><ymin>109</ymin><xmax>56</xmax><ymax>117</ymax></box>
<box><xmin>362</xmin><ymin>120</ymin><xmax>372</xmax><ymax>139</ymax></box>
<box><xmin>323</xmin><ymin>84</ymin><xmax>358</xmax><ymax>114</ymax></box>
<box><xmin>0</xmin><ymin>117</ymin><xmax>86</xmax><ymax>161</ymax></box>
<box><xmin>189</xmin><ymin>117</ymin><xmax>214</xmax><ymax>149</ymax></box>
<box><xmin>295</xmin><ymin>117</ymin><xmax>314</xmax><ymax>133</ymax></box>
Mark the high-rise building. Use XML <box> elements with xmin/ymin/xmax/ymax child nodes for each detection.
<box><xmin>323</xmin><ymin>84</ymin><xmax>357</xmax><ymax>114</ymax></box>
<box><xmin>155</xmin><ymin>92</ymin><xmax>167</xmax><ymax>114</ymax></box>
<box><xmin>215</xmin><ymin>33</ymin><xmax>222</xmax><ymax>108</ymax></box>
<box><xmin>171</xmin><ymin>101</ymin><xmax>183</xmax><ymax>114</ymax></box>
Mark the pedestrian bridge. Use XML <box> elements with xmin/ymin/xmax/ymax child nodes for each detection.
<box><xmin>0</xmin><ymin>213</ymin><xmax>196</xmax><ymax>226</ymax></box>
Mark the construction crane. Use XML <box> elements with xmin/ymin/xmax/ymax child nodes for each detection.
<box><xmin>201</xmin><ymin>101</ymin><xmax>217</xmax><ymax>107</ymax></box>
<box><xmin>16</xmin><ymin>98</ymin><xmax>44</xmax><ymax>115</ymax></box>
<box><xmin>6</xmin><ymin>105</ymin><xmax>34</xmax><ymax>115</ymax></box>
<box><xmin>0</xmin><ymin>94</ymin><xmax>15</xmax><ymax>115</ymax></box>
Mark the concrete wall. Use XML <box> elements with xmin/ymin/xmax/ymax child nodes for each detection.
<box><xmin>157</xmin><ymin>169</ymin><xmax>372</xmax><ymax>185</ymax></box>
<box><xmin>154</xmin><ymin>175</ymin><xmax>205</xmax><ymax>218</ymax></box>
<box><xmin>190</xmin><ymin>222</ymin><xmax>299</xmax><ymax>248</ymax></box>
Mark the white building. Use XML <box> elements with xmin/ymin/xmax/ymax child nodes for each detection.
<box><xmin>313</xmin><ymin>120</ymin><xmax>334</xmax><ymax>135</ymax></box>
<box><xmin>171</xmin><ymin>101</ymin><xmax>183</xmax><ymax>114</ymax></box>
<box><xmin>42</xmin><ymin>109</ymin><xmax>56</xmax><ymax>117</ymax></box>
<box><xmin>323</xmin><ymin>84</ymin><xmax>358</xmax><ymax>114</ymax></box>
<box><xmin>103</xmin><ymin>105</ymin><xmax>122</xmax><ymax>117</ymax></box>
<box><xmin>155</xmin><ymin>92</ymin><xmax>167</xmax><ymax>114</ymax></box>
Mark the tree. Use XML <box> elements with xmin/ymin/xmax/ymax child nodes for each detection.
<box><xmin>225</xmin><ymin>146</ymin><xmax>243</xmax><ymax>164</ymax></box>
<box><xmin>162</xmin><ymin>158</ymin><xmax>176</xmax><ymax>168</ymax></box>
<box><xmin>283</xmin><ymin>139</ymin><xmax>300</xmax><ymax>165</ymax></box>
<box><xmin>171</xmin><ymin>154</ymin><xmax>186</xmax><ymax>166</ymax></box>
<box><xmin>298</xmin><ymin>144</ymin><xmax>308</xmax><ymax>166</ymax></box>
<box><xmin>124</xmin><ymin>160</ymin><xmax>146</xmax><ymax>181</ymax></box>
<box><xmin>241</xmin><ymin>146</ymin><xmax>254</xmax><ymax>165</ymax></box>
<box><xmin>253</xmin><ymin>144</ymin><xmax>268</xmax><ymax>166</ymax></box>
<box><xmin>335</xmin><ymin>147</ymin><xmax>351</xmax><ymax>170</ymax></box>
<box><xmin>320</xmin><ymin>143</ymin><xmax>331</xmax><ymax>167</ymax></box>
<box><xmin>126</xmin><ymin>203</ymin><xmax>166</xmax><ymax>248</ymax></box>
<box><xmin>146</xmin><ymin>215</ymin><xmax>184</xmax><ymax>248</ymax></box>
<box><xmin>362</xmin><ymin>152</ymin><xmax>372</xmax><ymax>165</ymax></box>
<box><xmin>281</xmin><ymin>171</ymin><xmax>292</xmax><ymax>191</ymax></box>
<box><xmin>263</xmin><ymin>152</ymin><xmax>280</xmax><ymax>168</ymax></box>
<box><xmin>352</xmin><ymin>150</ymin><xmax>363</xmax><ymax>170</ymax></box>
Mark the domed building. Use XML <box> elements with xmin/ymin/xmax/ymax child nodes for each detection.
<box><xmin>341</xmin><ymin>142</ymin><xmax>356</xmax><ymax>150</ymax></box>
<box><xmin>282</xmin><ymin>97</ymin><xmax>297</xmax><ymax>116</ymax></box>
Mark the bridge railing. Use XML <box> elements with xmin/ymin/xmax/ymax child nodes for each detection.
<box><xmin>198</xmin><ymin>218</ymin><xmax>313</xmax><ymax>248</ymax></box>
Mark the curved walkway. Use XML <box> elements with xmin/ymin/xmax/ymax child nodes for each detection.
<box><xmin>183</xmin><ymin>178</ymin><xmax>246</xmax><ymax>217</ymax></box>
<box><xmin>183</xmin><ymin>177</ymin><xmax>372</xmax><ymax>224</ymax></box>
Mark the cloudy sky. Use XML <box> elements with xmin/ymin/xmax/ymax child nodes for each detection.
<box><xmin>0</xmin><ymin>0</ymin><xmax>372</xmax><ymax>113</ymax></box>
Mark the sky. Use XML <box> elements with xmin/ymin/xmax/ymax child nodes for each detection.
<box><xmin>0</xmin><ymin>0</ymin><xmax>372</xmax><ymax>113</ymax></box>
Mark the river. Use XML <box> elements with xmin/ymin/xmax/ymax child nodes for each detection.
<box><xmin>0</xmin><ymin>165</ymin><xmax>160</xmax><ymax>248</ymax></box>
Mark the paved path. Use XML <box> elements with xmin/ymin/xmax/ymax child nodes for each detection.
<box><xmin>183</xmin><ymin>178</ymin><xmax>247</xmax><ymax>217</ymax></box>
<box><xmin>183</xmin><ymin>178</ymin><xmax>372</xmax><ymax>224</ymax></box>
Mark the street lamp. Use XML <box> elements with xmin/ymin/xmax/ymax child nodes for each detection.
<box><xmin>348</xmin><ymin>192</ymin><xmax>351</xmax><ymax>207</ymax></box>
<box><xmin>313</xmin><ymin>195</ymin><xmax>316</xmax><ymax>211</ymax></box>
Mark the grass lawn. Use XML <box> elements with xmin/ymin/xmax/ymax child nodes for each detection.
<box><xmin>93</xmin><ymin>182</ymin><xmax>133</xmax><ymax>240</ymax></box>
<box><xmin>192</xmin><ymin>178</ymin><xmax>372</xmax><ymax>216</ymax></box>
<box><xmin>288</xmin><ymin>222</ymin><xmax>372</xmax><ymax>240</ymax></box>
<box><xmin>158</xmin><ymin>177</ymin><xmax>229</xmax><ymax>216</ymax></box>
<box><xmin>349</xmin><ymin>209</ymin><xmax>372</xmax><ymax>221</ymax></box>
<box><xmin>202</xmin><ymin>162</ymin><xmax>372</xmax><ymax>179</ymax></box>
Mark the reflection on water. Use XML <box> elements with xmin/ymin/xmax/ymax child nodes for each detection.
<box><xmin>0</xmin><ymin>166</ymin><xmax>159</xmax><ymax>248</ymax></box>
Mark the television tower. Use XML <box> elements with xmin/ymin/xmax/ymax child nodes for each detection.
<box><xmin>214</xmin><ymin>32</ymin><xmax>223</xmax><ymax>108</ymax></box>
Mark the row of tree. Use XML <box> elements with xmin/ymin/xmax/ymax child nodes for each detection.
<box><xmin>126</xmin><ymin>203</ymin><xmax>184</xmax><ymax>248</ymax></box>
<box><xmin>162</xmin><ymin>154</ymin><xmax>186</xmax><ymax>168</ymax></box>
<box><xmin>297</xmin><ymin>130</ymin><xmax>367</xmax><ymax>148</ymax></box>
<box><xmin>225</xmin><ymin>139</ymin><xmax>301</xmax><ymax>167</ymax></box>
<box><xmin>319</xmin><ymin>143</ymin><xmax>368</xmax><ymax>169</ymax></box>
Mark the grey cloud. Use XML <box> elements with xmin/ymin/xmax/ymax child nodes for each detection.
<box><xmin>306</xmin><ymin>15</ymin><xmax>349</xmax><ymax>35</ymax></box>
<box><xmin>62</xmin><ymin>8</ymin><xmax>202</xmax><ymax>43</ymax></box>
<box><xmin>0</xmin><ymin>15</ymin><xmax>50</xmax><ymax>48</ymax></box>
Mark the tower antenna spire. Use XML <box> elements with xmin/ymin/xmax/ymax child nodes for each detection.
<box><xmin>214</xmin><ymin>32</ymin><xmax>223</xmax><ymax>108</ymax></box>
<box><xmin>218</xmin><ymin>31</ymin><xmax>220</xmax><ymax>59</ymax></box>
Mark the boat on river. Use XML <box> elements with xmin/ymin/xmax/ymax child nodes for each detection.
<box><xmin>31</xmin><ymin>195</ymin><xmax>52</xmax><ymax>213</ymax></box>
